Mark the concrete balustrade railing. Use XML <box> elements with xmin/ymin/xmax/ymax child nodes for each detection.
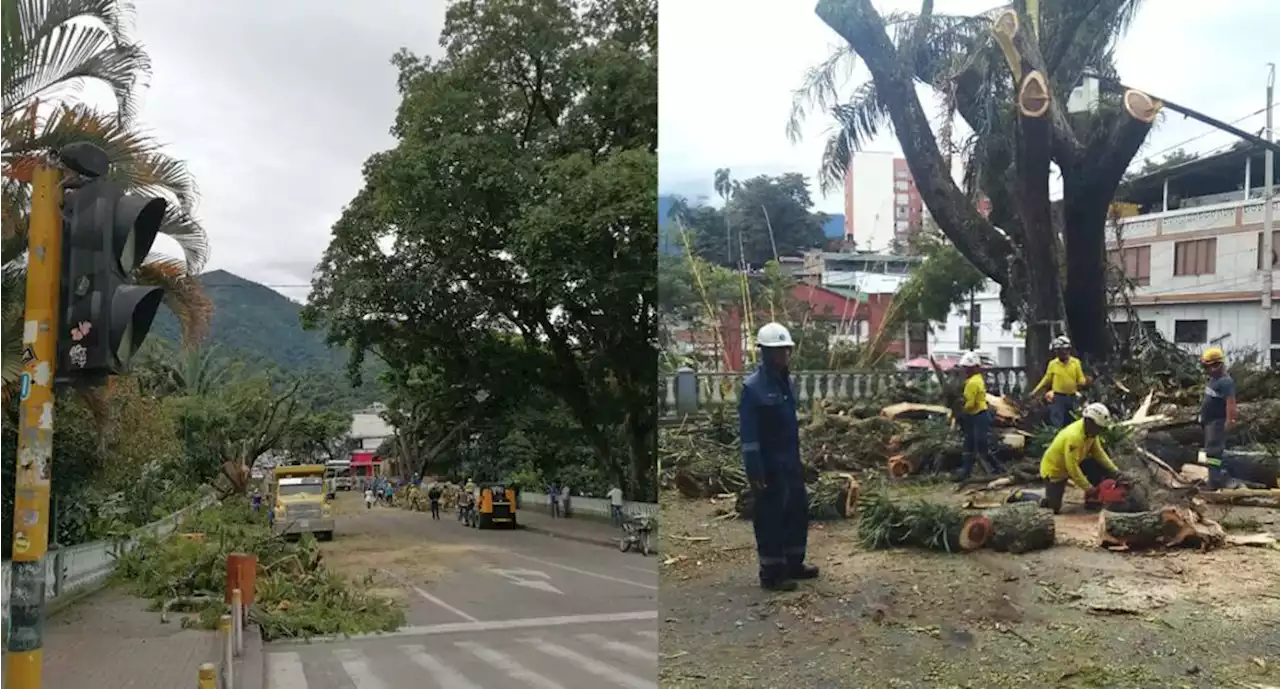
<box><xmin>659</xmin><ymin>367</ymin><xmax>1028</xmax><ymax>418</ymax></box>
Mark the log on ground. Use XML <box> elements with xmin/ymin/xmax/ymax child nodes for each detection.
<box><xmin>1098</xmin><ymin>506</ymin><xmax>1224</xmax><ymax>550</ymax></box>
<box><xmin>978</xmin><ymin>502</ymin><xmax>1056</xmax><ymax>553</ymax></box>
<box><xmin>1221</xmin><ymin>452</ymin><xmax>1280</xmax><ymax>488</ymax></box>
<box><xmin>1197</xmin><ymin>488</ymin><xmax>1280</xmax><ymax>508</ymax></box>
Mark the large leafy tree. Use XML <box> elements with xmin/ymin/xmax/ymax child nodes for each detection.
<box><xmin>794</xmin><ymin>0</ymin><xmax>1159</xmax><ymax>376</ymax></box>
<box><xmin>673</xmin><ymin>173</ymin><xmax>828</xmax><ymax>267</ymax></box>
<box><xmin>305</xmin><ymin>0</ymin><xmax>657</xmax><ymax>495</ymax></box>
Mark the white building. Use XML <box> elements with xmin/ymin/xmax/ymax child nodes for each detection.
<box><xmin>842</xmin><ymin>151</ymin><xmax>898</xmax><ymax>251</ymax></box>
<box><xmin>350</xmin><ymin>403</ymin><xmax>394</xmax><ymax>451</ymax></box>
<box><xmin>1110</xmin><ymin>143</ymin><xmax>1279</xmax><ymax>365</ymax></box>
<box><xmin>927</xmin><ymin>281</ymin><xmax>1027</xmax><ymax>367</ymax></box>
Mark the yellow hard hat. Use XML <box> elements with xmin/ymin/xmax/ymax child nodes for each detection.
<box><xmin>1200</xmin><ymin>347</ymin><xmax>1225</xmax><ymax>366</ymax></box>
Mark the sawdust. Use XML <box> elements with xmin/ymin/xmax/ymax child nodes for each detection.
<box><xmin>319</xmin><ymin>531</ymin><xmax>488</xmax><ymax>581</ymax></box>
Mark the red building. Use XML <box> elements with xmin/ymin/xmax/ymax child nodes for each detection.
<box><xmin>350</xmin><ymin>451</ymin><xmax>384</xmax><ymax>478</ymax></box>
<box><xmin>714</xmin><ymin>283</ymin><xmax>918</xmax><ymax>371</ymax></box>
<box><xmin>892</xmin><ymin>159</ymin><xmax>925</xmax><ymax>247</ymax></box>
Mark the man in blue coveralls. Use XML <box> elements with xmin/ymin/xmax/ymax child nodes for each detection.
<box><xmin>739</xmin><ymin>322</ymin><xmax>818</xmax><ymax>592</ymax></box>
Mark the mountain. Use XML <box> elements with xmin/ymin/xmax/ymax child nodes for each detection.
<box><xmin>149</xmin><ymin>270</ymin><xmax>384</xmax><ymax>407</ymax></box>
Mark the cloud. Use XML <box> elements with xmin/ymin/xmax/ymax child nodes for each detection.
<box><xmin>80</xmin><ymin>0</ymin><xmax>447</xmax><ymax>300</ymax></box>
<box><xmin>659</xmin><ymin>0</ymin><xmax>1279</xmax><ymax>214</ymax></box>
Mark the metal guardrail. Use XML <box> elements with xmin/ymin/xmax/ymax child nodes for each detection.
<box><xmin>525</xmin><ymin>495</ymin><xmax>658</xmax><ymax>520</ymax></box>
<box><xmin>2</xmin><ymin>493</ymin><xmax>218</xmax><ymax>622</ymax></box>
<box><xmin>659</xmin><ymin>367</ymin><xmax>1028</xmax><ymax>417</ymax></box>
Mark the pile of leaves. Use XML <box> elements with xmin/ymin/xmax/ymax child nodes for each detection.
<box><xmin>113</xmin><ymin>498</ymin><xmax>405</xmax><ymax>640</ymax></box>
<box><xmin>855</xmin><ymin>480</ymin><xmax>968</xmax><ymax>552</ymax></box>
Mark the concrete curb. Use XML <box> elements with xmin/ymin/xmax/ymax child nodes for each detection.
<box><xmin>520</xmin><ymin>523</ymin><xmax>621</xmax><ymax>549</ymax></box>
<box><xmin>236</xmin><ymin>623</ymin><xmax>265</xmax><ymax>689</ymax></box>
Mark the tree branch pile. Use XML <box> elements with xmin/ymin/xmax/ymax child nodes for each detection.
<box><xmin>113</xmin><ymin>498</ymin><xmax>405</xmax><ymax>640</ymax></box>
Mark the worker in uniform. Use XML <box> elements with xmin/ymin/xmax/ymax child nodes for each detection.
<box><xmin>739</xmin><ymin>322</ymin><xmax>817</xmax><ymax>592</ymax></box>
<box><xmin>1031</xmin><ymin>336</ymin><xmax>1089</xmax><ymax>430</ymax></box>
<box><xmin>1198</xmin><ymin>347</ymin><xmax>1237</xmax><ymax>489</ymax></box>
<box><xmin>1039</xmin><ymin>403</ymin><xmax>1121</xmax><ymax>513</ymax></box>
<box><xmin>953</xmin><ymin>351</ymin><xmax>1004</xmax><ymax>482</ymax></box>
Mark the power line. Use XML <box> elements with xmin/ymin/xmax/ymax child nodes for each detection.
<box><xmin>1139</xmin><ymin>106</ymin><xmax>1268</xmax><ymax>162</ymax></box>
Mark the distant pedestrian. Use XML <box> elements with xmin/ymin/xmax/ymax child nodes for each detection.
<box><xmin>561</xmin><ymin>485</ymin><xmax>572</xmax><ymax>518</ymax></box>
<box><xmin>427</xmin><ymin>484</ymin><xmax>443</xmax><ymax>519</ymax></box>
<box><xmin>607</xmin><ymin>485</ymin><xmax>624</xmax><ymax>526</ymax></box>
<box><xmin>549</xmin><ymin>484</ymin><xmax>561</xmax><ymax>518</ymax></box>
<box><xmin>364</xmin><ymin>488</ymin><xmax>375</xmax><ymax>509</ymax></box>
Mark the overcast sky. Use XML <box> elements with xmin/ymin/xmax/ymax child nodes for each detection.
<box><xmin>82</xmin><ymin>0</ymin><xmax>447</xmax><ymax>301</ymax></box>
<box><xmin>660</xmin><ymin>0</ymin><xmax>1279</xmax><ymax>214</ymax></box>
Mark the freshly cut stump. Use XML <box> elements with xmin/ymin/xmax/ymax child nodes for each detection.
<box><xmin>980</xmin><ymin>502</ymin><xmax>1056</xmax><ymax>553</ymax></box>
<box><xmin>887</xmin><ymin>455</ymin><xmax>911</xmax><ymax>478</ymax></box>
<box><xmin>1098</xmin><ymin>507</ymin><xmax>1196</xmax><ymax>550</ymax></box>
<box><xmin>957</xmin><ymin>515</ymin><xmax>993</xmax><ymax>551</ymax></box>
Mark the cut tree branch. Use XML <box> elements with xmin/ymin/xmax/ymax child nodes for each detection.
<box><xmin>993</xmin><ymin>9</ymin><xmax>1081</xmax><ymax>167</ymax></box>
<box><xmin>816</xmin><ymin>0</ymin><xmax>1011</xmax><ymax>283</ymax></box>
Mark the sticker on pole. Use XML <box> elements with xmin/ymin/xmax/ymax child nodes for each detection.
<box><xmin>19</xmin><ymin>373</ymin><xmax>31</xmax><ymax>400</ymax></box>
<box><xmin>13</xmin><ymin>533</ymin><xmax>30</xmax><ymax>554</ymax></box>
<box><xmin>21</xmin><ymin>345</ymin><xmax>35</xmax><ymax>365</ymax></box>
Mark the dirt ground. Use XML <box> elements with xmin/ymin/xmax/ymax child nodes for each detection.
<box><xmin>658</xmin><ymin>482</ymin><xmax>1280</xmax><ymax>689</ymax></box>
<box><xmin>317</xmin><ymin>492</ymin><xmax>492</xmax><ymax>596</ymax></box>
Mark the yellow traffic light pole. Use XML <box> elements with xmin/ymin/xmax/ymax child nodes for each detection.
<box><xmin>7</xmin><ymin>162</ymin><xmax>64</xmax><ymax>689</ymax></box>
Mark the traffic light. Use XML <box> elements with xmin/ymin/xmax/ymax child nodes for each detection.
<box><xmin>56</xmin><ymin>177</ymin><xmax>167</xmax><ymax>383</ymax></box>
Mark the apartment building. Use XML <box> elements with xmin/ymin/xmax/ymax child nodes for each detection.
<box><xmin>1110</xmin><ymin>142</ymin><xmax>1279</xmax><ymax>365</ymax></box>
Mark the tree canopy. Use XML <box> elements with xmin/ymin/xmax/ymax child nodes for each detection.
<box><xmin>303</xmin><ymin>0</ymin><xmax>658</xmax><ymax>497</ymax></box>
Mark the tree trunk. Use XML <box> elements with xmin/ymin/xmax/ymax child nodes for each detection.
<box><xmin>979</xmin><ymin>502</ymin><xmax>1056</xmax><ymax>553</ymax></box>
<box><xmin>1097</xmin><ymin>506</ymin><xmax>1225</xmax><ymax>550</ymax></box>
<box><xmin>1061</xmin><ymin>192</ymin><xmax>1112</xmax><ymax>363</ymax></box>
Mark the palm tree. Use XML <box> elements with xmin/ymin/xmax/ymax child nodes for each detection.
<box><xmin>1</xmin><ymin>0</ymin><xmax>212</xmax><ymax>389</ymax></box>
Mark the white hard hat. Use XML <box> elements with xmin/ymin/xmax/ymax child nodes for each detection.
<box><xmin>1051</xmin><ymin>336</ymin><xmax>1071</xmax><ymax>350</ymax></box>
<box><xmin>756</xmin><ymin>322</ymin><xmax>795</xmax><ymax>348</ymax></box>
<box><xmin>959</xmin><ymin>351</ymin><xmax>982</xmax><ymax>367</ymax></box>
<box><xmin>1082</xmin><ymin>402</ymin><xmax>1112</xmax><ymax>427</ymax></box>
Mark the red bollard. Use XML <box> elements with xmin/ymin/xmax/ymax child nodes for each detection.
<box><xmin>225</xmin><ymin>552</ymin><xmax>257</xmax><ymax>608</ymax></box>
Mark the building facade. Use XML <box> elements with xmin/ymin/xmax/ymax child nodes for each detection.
<box><xmin>1109</xmin><ymin>143</ymin><xmax>1279</xmax><ymax>365</ymax></box>
<box><xmin>891</xmin><ymin>158</ymin><xmax>924</xmax><ymax>247</ymax></box>
<box><xmin>842</xmin><ymin>151</ymin><xmax>897</xmax><ymax>251</ymax></box>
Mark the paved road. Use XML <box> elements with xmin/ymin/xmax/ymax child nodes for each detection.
<box><xmin>265</xmin><ymin>498</ymin><xmax>658</xmax><ymax>688</ymax></box>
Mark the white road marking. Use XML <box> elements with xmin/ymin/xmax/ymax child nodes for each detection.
<box><xmin>268</xmin><ymin>610</ymin><xmax>659</xmax><ymax>644</ymax></box>
<box><xmin>266</xmin><ymin>651</ymin><xmax>308</xmax><ymax>689</ymax></box>
<box><xmin>401</xmin><ymin>645</ymin><xmax>483</xmax><ymax>689</ymax></box>
<box><xmin>457</xmin><ymin>641</ymin><xmax>567</xmax><ymax>689</ymax></box>
<box><xmin>487</xmin><ymin>567</ymin><xmax>564</xmax><ymax>594</ymax></box>
<box><xmin>635</xmin><ymin>630</ymin><xmax>658</xmax><ymax>641</ymax></box>
<box><xmin>334</xmin><ymin>648</ymin><xmax>390</xmax><ymax>689</ymax></box>
<box><xmin>520</xmin><ymin>637</ymin><xmax>658</xmax><ymax>689</ymax></box>
<box><xmin>377</xmin><ymin>567</ymin><xmax>480</xmax><ymax>622</ymax></box>
<box><xmin>577</xmin><ymin>633</ymin><xmax>655</xmax><ymax>662</ymax></box>
<box><xmin>505</xmin><ymin>552</ymin><xmax>658</xmax><ymax>591</ymax></box>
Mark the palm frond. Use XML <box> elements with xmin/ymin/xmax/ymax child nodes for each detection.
<box><xmin>156</xmin><ymin>205</ymin><xmax>209</xmax><ymax>273</ymax></box>
<box><xmin>816</xmin><ymin>81</ymin><xmax>891</xmax><ymax>195</ymax></box>
<box><xmin>136</xmin><ymin>255</ymin><xmax>213</xmax><ymax>346</ymax></box>
<box><xmin>2</xmin><ymin>0</ymin><xmax>149</xmax><ymax>119</ymax></box>
<box><xmin>786</xmin><ymin>45</ymin><xmax>860</xmax><ymax>144</ymax></box>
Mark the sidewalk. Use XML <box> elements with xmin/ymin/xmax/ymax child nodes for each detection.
<box><xmin>38</xmin><ymin>585</ymin><xmax>222</xmax><ymax>689</ymax></box>
<box><xmin>519</xmin><ymin>504</ymin><xmax>625</xmax><ymax>547</ymax></box>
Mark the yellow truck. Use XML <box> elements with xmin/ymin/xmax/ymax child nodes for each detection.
<box><xmin>269</xmin><ymin>465</ymin><xmax>334</xmax><ymax>541</ymax></box>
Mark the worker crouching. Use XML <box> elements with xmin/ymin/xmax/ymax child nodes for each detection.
<box><xmin>740</xmin><ymin>322</ymin><xmax>818</xmax><ymax>592</ymax></box>
<box><xmin>952</xmin><ymin>351</ymin><xmax>1004</xmax><ymax>482</ymax></box>
<box><xmin>1039</xmin><ymin>403</ymin><xmax>1121</xmax><ymax>513</ymax></box>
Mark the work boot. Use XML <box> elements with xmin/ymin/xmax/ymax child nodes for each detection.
<box><xmin>787</xmin><ymin>563</ymin><xmax>819</xmax><ymax>580</ymax></box>
<box><xmin>760</xmin><ymin>578</ymin><xmax>798</xmax><ymax>592</ymax></box>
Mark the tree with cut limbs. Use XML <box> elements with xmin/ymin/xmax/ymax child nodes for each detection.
<box><xmin>795</xmin><ymin>0</ymin><xmax>1161</xmax><ymax>377</ymax></box>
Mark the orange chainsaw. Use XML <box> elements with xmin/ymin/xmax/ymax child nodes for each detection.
<box><xmin>1084</xmin><ymin>477</ymin><xmax>1132</xmax><ymax>509</ymax></box>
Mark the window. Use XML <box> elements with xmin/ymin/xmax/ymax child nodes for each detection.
<box><xmin>1271</xmin><ymin>348</ymin><xmax>1279</xmax><ymax>369</ymax></box>
<box><xmin>960</xmin><ymin>326</ymin><xmax>979</xmax><ymax>348</ymax></box>
<box><xmin>896</xmin><ymin>206</ymin><xmax>908</xmax><ymax>219</ymax></box>
<box><xmin>896</xmin><ymin>193</ymin><xmax>910</xmax><ymax>205</ymax></box>
<box><xmin>895</xmin><ymin>180</ymin><xmax>909</xmax><ymax>191</ymax></box>
<box><xmin>1271</xmin><ymin>319</ymin><xmax>1280</xmax><ymax>345</ymax></box>
<box><xmin>1108</xmin><ymin>245</ymin><xmax>1151</xmax><ymax>286</ymax></box>
<box><xmin>1173</xmin><ymin>238</ymin><xmax>1216</xmax><ymax>276</ymax></box>
<box><xmin>1114</xmin><ymin>320</ymin><xmax>1157</xmax><ymax>341</ymax></box>
<box><xmin>896</xmin><ymin>169</ymin><xmax>909</xmax><ymax>180</ymax></box>
<box><xmin>1173</xmin><ymin>319</ymin><xmax>1208</xmax><ymax>344</ymax></box>
<box><xmin>969</xmin><ymin>303</ymin><xmax>982</xmax><ymax>324</ymax></box>
<box><xmin>1257</xmin><ymin>231</ymin><xmax>1280</xmax><ymax>269</ymax></box>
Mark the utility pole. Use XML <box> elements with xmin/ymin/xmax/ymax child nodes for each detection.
<box><xmin>6</xmin><ymin>161</ymin><xmax>64</xmax><ymax>689</ymax></box>
<box><xmin>7</xmin><ymin>142</ymin><xmax>167</xmax><ymax>689</ymax></box>
<box><xmin>1263</xmin><ymin>63</ymin><xmax>1275</xmax><ymax>359</ymax></box>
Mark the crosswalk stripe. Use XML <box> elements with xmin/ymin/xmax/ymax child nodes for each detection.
<box><xmin>401</xmin><ymin>645</ymin><xmax>483</xmax><ymax>689</ymax></box>
<box><xmin>267</xmin><ymin>651</ymin><xmax>308</xmax><ymax>689</ymax></box>
<box><xmin>456</xmin><ymin>641</ymin><xmax>567</xmax><ymax>689</ymax></box>
<box><xmin>577</xmin><ymin>633</ymin><xmax>654</xmax><ymax>662</ymax></box>
<box><xmin>519</xmin><ymin>637</ymin><xmax>658</xmax><ymax>689</ymax></box>
<box><xmin>334</xmin><ymin>648</ymin><xmax>390</xmax><ymax>689</ymax></box>
<box><xmin>634</xmin><ymin>630</ymin><xmax>658</xmax><ymax>641</ymax></box>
